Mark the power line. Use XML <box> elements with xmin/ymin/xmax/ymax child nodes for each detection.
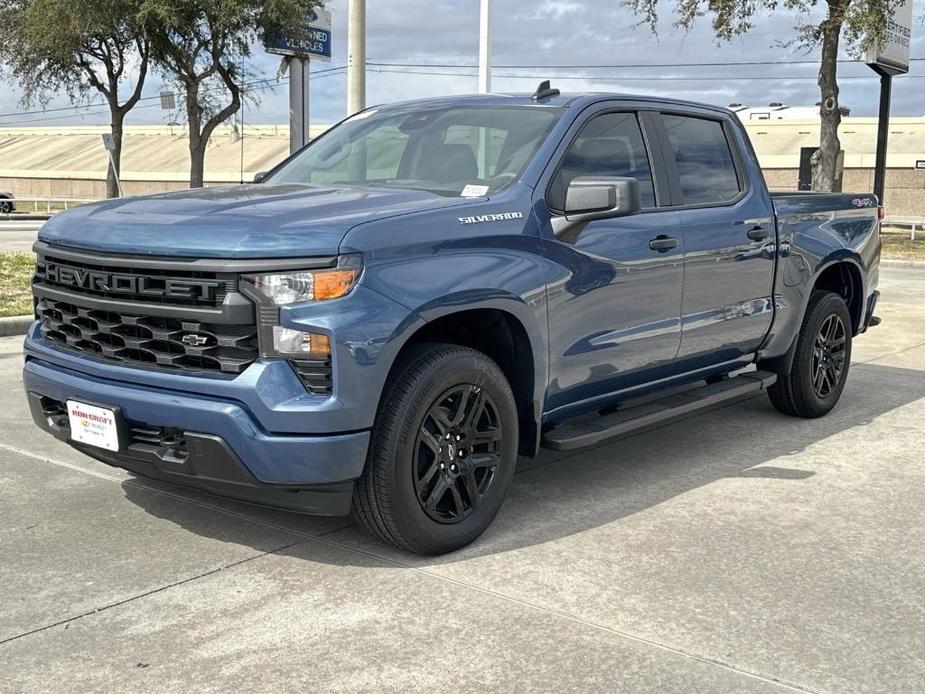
<box><xmin>368</xmin><ymin>58</ymin><xmax>925</xmax><ymax>69</ymax></box>
<box><xmin>368</xmin><ymin>67</ymin><xmax>925</xmax><ymax>82</ymax></box>
<box><xmin>0</xmin><ymin>65</ymin><xmax>347</xmax><ymax>120</ymax></box>
<box><xmin>0</xmin><ymin>71</ymin><xmax>348</xmax><ymax>126</ymax></box>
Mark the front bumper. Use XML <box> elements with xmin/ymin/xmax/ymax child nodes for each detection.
<box><xmin>24</xmin><ymin>352</ymin><xmax>371</xmax><ymax>515</ymax></box>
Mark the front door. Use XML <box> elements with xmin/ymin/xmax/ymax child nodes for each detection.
<box><xmin>539</xmin><ymin>109</ymin><xmax>684</xmax><ymax>416</ymax></box>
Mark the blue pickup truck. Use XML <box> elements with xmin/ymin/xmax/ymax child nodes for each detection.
<box><xmin>24</xmin><ymin>85</ymin><xmax>881</xmax><ymax>554</ymax></box>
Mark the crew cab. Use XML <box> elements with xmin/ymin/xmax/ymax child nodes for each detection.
<box><xmin>24</xmin><ymin>85</ymin><xmax>881</xmax><ymax>554</ymax></box>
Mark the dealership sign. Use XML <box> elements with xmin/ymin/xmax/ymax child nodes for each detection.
<box><xmin>866</xmin><ymin>0</ymin><xmax>913</xmax><ymax>74</ymax></box>
<box><xmin>265</xmin><ymin>8</ymin><xmax>332</xmax><ymax>62</ymax></box>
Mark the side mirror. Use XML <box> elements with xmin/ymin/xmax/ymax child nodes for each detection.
<box><xmin>553</xmin><ymin>176</ymin><xmax>642</xmax><ymax>242</ymax></box>
<box><xmin>252</xmin><ymin>171</ymin><xmax>268</xmax><ymax>184</ymax></box>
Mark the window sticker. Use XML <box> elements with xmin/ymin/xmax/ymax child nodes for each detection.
<box><xmin>461</xmin><ymin>184</ymin><xmax>490</xmax><ymax>197</ymax></box>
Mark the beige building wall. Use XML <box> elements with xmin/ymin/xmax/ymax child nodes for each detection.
<box><xmin>1</xmin><ymin>119</ymin><xmax>924</xmax><ymax>216</ymax></box>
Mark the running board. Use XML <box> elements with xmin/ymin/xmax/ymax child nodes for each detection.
<box><xmin>541</xmin><ymin>370</ymin><xmax>777</xmax><ymax>451</ymax></box>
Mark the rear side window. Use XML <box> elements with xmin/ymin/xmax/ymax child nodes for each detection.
<box><xmin>662</xmin><ymin>115</ymin><xmax>741</xmax><ymax>205</ymax></box>
<box><xmin>548</xmin><ymin>112</ymin><xmax>656</xmax><ymax>211</ymax></box>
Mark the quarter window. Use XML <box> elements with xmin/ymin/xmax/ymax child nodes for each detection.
<box><xmin>548</xmin><ymin>112</ymin><xmax>656</xmax><ymax>211</ymax></box>
<box><xmin>662</xmin><ymin>115</ymin><xmax>741</xmax><ymax>205</ymax></box>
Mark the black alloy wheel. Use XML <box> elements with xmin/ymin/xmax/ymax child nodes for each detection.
<box><xmin>811</xmin><ymin>313</ymin><xmax>848</xmax><ymax>399</ymax></box>
<box><xmin>766</xmin><ymin>290</ymin><xmax>853</xmax><ymax>418</ymax></box>
<box><xmin>352</xmin><ymin>343</ymin><xmax>519</xmax><ymax>555</ymax></box>
<box><xmin>414</xmin><ymin>384</ymin><xmax>503</xmax><ymax>523</ymax></box>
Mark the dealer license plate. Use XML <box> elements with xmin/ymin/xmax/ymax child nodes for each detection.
<box><xmin>67</xmin><ymin>400</ymin><xmax>120</xmax><ymax>451</ymax></box>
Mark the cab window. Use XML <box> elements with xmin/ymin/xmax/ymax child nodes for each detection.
<box><xmin>662</xmin><ymin>114</ymin><xmax>741</xmax><ymax>205</ymax></box>
<box><xmin>548</xmin><ymin>112</ymin><xmax>656</xmax><ymax>212</ymax></box>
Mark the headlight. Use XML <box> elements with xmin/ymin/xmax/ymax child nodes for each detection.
<box><xmin>244</xmin><ymin>265</ymin><xmax>360</xmax><ymax>306</ymax></box>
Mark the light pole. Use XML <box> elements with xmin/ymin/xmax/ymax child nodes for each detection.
<box><xmin>347</xmin><ymin>0</ymin><xmax>366</xmax><ymax>114</ymax></box>
<box><xmin>478</xmin><ymin>0</ymin><xmax>492</xmax><ymax>93</ymax></box>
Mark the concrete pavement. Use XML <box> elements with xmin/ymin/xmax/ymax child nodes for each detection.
<box><xmin>1</xmin><ymin>267</ymin><xmax>923</xmax><ymax>693</ymax></box>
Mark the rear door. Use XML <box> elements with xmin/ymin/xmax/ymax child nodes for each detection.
<box><xmin>656</xmin><ymin>111</ymin><xmax>777</xmax><ymax>371</ymax></box>
<box><xmin>538</xmin><ymin>106</ymin><xmax>684</xmax><ymax>416</ymax></box>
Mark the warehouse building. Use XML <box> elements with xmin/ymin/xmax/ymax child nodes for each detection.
<box><xmin>0</xmin><ymin>116</ymin><xmax>923</xmax><ymax>216</ymax></box>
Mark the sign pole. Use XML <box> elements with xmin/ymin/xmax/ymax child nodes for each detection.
<box><xmin>289</xmin><ymin>58</ymin><xmax>311</xmax><ymax>154</ymax></box>
<box><xmin>865</xmin><ymin>0</ymin><xmax>913</xmax><ymax>208</ymax></box>
<box><xmin>100</xmin><ymin>134</ymin><xmax>123</xmax><ymax>198</ymax></box>
<box><xmin>872</xmin><ymin>71</ymin><xmax>892</xmax><ymax>206</ymax></box>
<box><xmin>265</xmin><ymin>6</ymin><xmax>331</xmax><ymax>154</ymax></box>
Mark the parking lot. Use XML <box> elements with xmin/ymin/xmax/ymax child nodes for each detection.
<box><xmin>1</xmin><ymin>266</ymin><xmax>923</xmax><ymax>693</ymax></box>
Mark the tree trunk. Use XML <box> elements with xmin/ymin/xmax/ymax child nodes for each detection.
<box><xmin>812</xmin><ymin>10</ymin><xmax>843</xmax><ymax>192</ymax></box>
<box><xmin>107</xmin><ymin>110</ymin><xmax>124</xmax><ymax>199</ymax></box>
<box><xmin>189</xmin><ymin>140</ymin><xmax>206</xmax><ymax>188</ymax></box>
<box><xmin>186</xmin><ymin>83</ymin><xmax>205</xmax><ymax>188</ymax></box>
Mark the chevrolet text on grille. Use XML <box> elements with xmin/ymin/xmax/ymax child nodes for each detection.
<box><xmin>41</xmin><ymin>262</ymin><xmax>221</xmax><ymax>301</ymax></box>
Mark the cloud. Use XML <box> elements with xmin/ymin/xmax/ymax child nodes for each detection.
<box><xmin>1</xmin><ymin>0</ymin><xmax>923</xmax><ymax>128</ymax></box>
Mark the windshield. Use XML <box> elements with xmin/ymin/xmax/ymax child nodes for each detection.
<box><xmin>266</xmin><ymin>104</ymin><xmax>564</xmax><ymax>196</ymax></box>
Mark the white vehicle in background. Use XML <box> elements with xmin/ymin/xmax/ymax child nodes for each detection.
<box><xmin>0</xmin><ymin>189</ymin><xmax>15</xmax><ymax>213</ymax></box>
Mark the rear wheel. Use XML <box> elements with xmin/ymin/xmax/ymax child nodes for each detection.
<box><xmin>767</xmin><ymin>290</ymin><xmax>852</xmax><ymax>418</ymax></box>
<box><xmin>0</xmin><ymin>200</ymin><xmax>12</xmax><ymax>214</ymax></box>
<box><xmin>352</xmin><ymin>343</ymin><xmax>518</xmax><ymax>554</ymax></box>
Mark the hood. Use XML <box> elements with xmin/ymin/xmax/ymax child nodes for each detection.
<box><xmin>38</xmin><ymin>184</ymin><xmax>478</xmax><ymax>258</ymax></box>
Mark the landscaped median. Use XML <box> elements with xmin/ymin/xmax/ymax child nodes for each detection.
<box><xmin>0</xmin><ymin>252</ymin><xmax>35</xmax><ymax>336</ymax></box>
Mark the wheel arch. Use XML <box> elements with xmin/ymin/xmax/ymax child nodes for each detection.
<box><xmin>811</xmin><ymin>256</ymin><xmax>864</xmax><ymax>335</ymax></box>
<box><xmin>761</xmin><ymin>254</ymin><xmax>865</xmax><ymax>376</ymax></box>
<box><xmin>383</xmin><ymin>302</ymin><xmax>544</xmax><ymax>457</ymax></box>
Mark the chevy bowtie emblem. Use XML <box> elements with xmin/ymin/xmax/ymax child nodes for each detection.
<box><xmin>181</xmin><ymin>333</ymin><xmax>211</xmax><ymax>347</ymax></box>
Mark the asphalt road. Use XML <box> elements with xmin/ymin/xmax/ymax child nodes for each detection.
<box><xmin>0</xmin><ymin>220</ymin><xmax>43</xmax><ymax>252</ymax></box>
<box><xmin>1</xmin><ymin>268</ymin><xmax>923</xmax><ymax>693</ymax></box>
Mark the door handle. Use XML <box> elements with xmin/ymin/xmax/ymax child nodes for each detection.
<box><xmin>746</xmin><ymin>226</ymin><xmax>770</xmax><ymax>241</ymax></box>
<box><xmin>649</xmin><ymin>235</ymin><xmax>679</xmax><ymax>252</ymax></box>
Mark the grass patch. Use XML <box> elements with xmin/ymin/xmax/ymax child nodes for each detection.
<box><xmin>0</xmin><ymin>252</ymin><xmax>35</xmax><ymax>318</ymax></box>
<box><xmin>881</xmin><ymin>229</ymin><xmax>925</xmax><ymax>261</ymax></box>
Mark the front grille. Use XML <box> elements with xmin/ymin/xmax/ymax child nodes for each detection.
<box><xmin>35</xmin><ymin>254</ymin><xmax>232</xmax><ymax>307</ymax></box>
<box><xmin>37</xmin><ymin>298</ymin><xmax>258</xmax><ymax>374</ymax></box>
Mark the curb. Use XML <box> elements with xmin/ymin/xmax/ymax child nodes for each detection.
<box><xmin>0</xmin><ymin>214</ymin><xmax>51</xmax><ymax>222</ymax></box>
<box><xmin>880</xmin><ymin>259</ymin><xmax>925</xmax><ymax>269</ymax></box>
<box><xmin>0</xmin><ymin>316</ymin><xmax>33</xmax><ymax>337</ymax></box>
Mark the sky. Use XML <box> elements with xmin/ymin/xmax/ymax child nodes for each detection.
<box><xmin>1</xmin><ymin>0</ymin><xmax>923</xmax><ymax>129</ymax></box>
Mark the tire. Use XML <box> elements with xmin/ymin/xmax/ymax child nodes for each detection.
<box><xmin>0</xmin><ymin>200</ymin><xmax>11</xmax><ymax>214</ymax></box>
<box><xmin>352</xmin><ymin>343</ymin><xmax>519</xmax><ymax>554</ymax></box>
<box><xmin>767</xmin><ymin>290</ymin><xmax>852</xmax><ymax>418</ymax></box>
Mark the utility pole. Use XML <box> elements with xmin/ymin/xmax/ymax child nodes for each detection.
<box><xmin>478</xmin><ymin>0</ymin><xmax>492</xmax><ymax>93</ymax></box>
<box><xmin>347</xmin><ymin>0</ymin><xmax>366</xmax><ymax>114</ymax></box>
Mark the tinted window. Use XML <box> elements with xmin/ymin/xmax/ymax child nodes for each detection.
<box><xmin>548</xmin><ymin>112</ymin><xmax>656</xmax><ymax>211</ymax></box>
<box><xmin>663</xmin><ymin>115</ymin><xmax>741</xmax><ymax>204</ymax></box>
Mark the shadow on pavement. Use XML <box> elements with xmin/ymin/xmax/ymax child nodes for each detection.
<box><xmin>120</xmin><ymin>362</ymin><xmax>925</xmax><ymax>566</ymax></box>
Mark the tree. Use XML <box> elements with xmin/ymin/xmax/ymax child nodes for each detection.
<box><xmin>144</xmin><ymin>0</ymin><xmax>315</xmax><ymax>188</ymax></box>
<box><xmin>0</xmin><ymin>0</ymin><xmax>150</xmax><ymax>198</ymax></box>
<box><xmin>624</xmin><ymin>0</ymin><xmax>906</xmax><ymax>192</ymax></box>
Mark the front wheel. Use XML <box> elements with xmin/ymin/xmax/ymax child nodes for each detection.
<box><xmin>352</xmin><ymin>343</ymin><xmax>519</xmax><ymax>554</ymax></box>
<box><xmin>0</xmin><ymin>200</ymin><xmax>11</xmax><ymax>214</ymax></box>
<box><xmin>767</xmin><ymin>290</ymin><xmax>852</xmax><ymax>418</ymax></box>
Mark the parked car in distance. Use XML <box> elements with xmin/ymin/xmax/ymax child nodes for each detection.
<box><xmin>0</xmin><ymin>189</ymin><xmax>15</xmax><ymax>213</ymax></box>
<box><xmin>24</xmin><ymin>84</ymin><xmax>881</xmax><ymax>554</ymax></box>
